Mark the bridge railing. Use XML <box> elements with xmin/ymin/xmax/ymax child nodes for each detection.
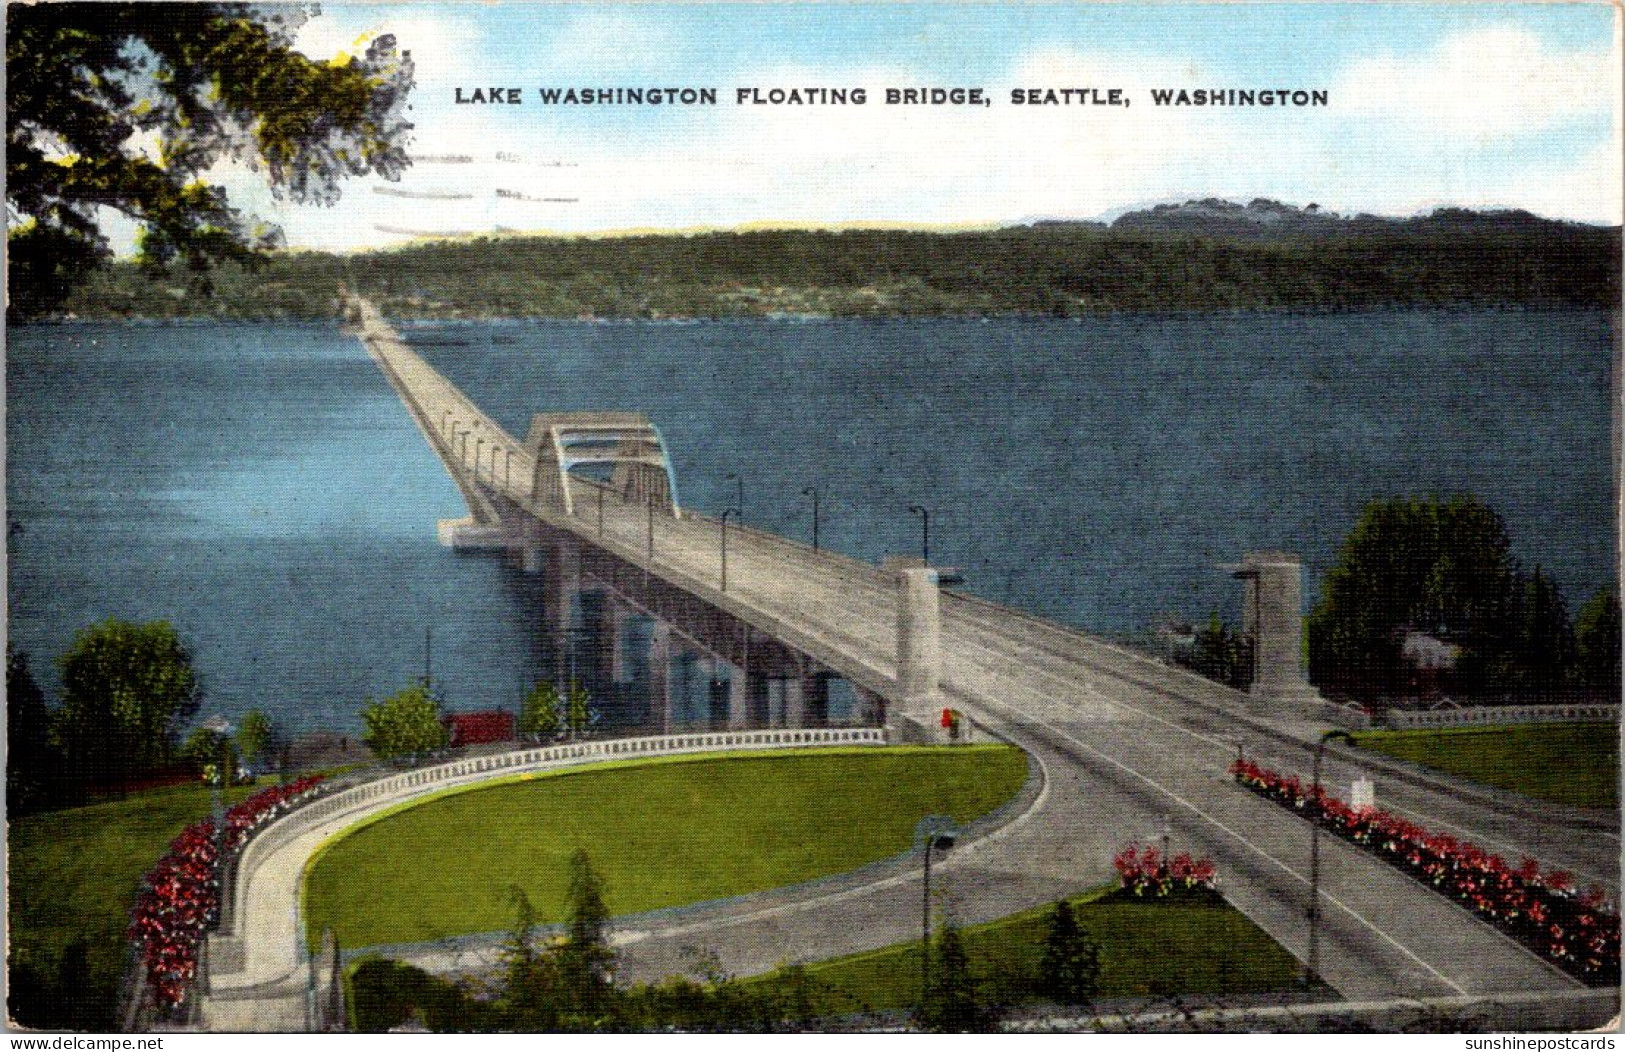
<box><xmin>1384</xmin><ymin>703</ymin><xmax>1620</xmax><ymax>730</ymax></box>
<box><xmin>213</xmin><ymin>727</ymin><xmax>889</xmax><ymax>972</ymax></box>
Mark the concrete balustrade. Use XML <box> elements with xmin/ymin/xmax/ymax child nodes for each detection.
<box><xmin>1385</xmin><ymin>703</ymin><xmax>1619</xmax><ymax>730</ymax></box>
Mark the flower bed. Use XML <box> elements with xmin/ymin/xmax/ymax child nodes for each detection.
<box><xmin>127</xmin><ymin>777</ymin><xmax>325</xmax><ymax>1014</ymax></box>
<box><xmin>1112</xmin><ymin>843</ymin><xmax>1218</xmax><ymax>897</ymax></box>
<box><xmin>1230</xmin><ymin>758</ymin><xmax>1619</xmax><ymax>985</ymax></box>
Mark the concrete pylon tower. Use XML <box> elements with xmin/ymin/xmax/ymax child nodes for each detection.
<box><xmin>894</xmin><ymin>564</ymin><xmax>942</xmax><ymax>718</ymax></box>
<box><xmin>1233</xmin><ymin>551</ymin><xmax>1322</xmax><ymax>709</ymax></box>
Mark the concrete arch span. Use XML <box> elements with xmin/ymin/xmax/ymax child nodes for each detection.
<box><xmin>525</xmin><ymin>412</ymin><xmax>682</xmax><ymax>519</ymax></box>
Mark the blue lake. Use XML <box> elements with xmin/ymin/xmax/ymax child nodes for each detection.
<box><xmin>6</xmin><ymin>310</ymin><xmax>1615</xmax><ymax>733</ymax></box>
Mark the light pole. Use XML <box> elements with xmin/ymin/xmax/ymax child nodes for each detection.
<box><xmin>647</xmin><ymin>497</ymin><xmax>655</xmax><ymax>562</ymax></box>
<box><xmin>201</xmin><ymin>716</ymin><xmax>233</xmax><ymax>889</ymax></box>
<box><xmin>802</xmin><ymin>486</ymin><xmax>821</xmax><ymax>552</ymax></box>
<box><xmin>907</xmin><ymin>504</ymin><xmax>930</xmax><ymax>565</ymax></box>
<box><xmin>720</xmin><ymin>508</ymin><xmax>738</xmax><ymax>592</ymax></box>
<box><xmin>1307</xmin><ymin>728</ymin><xmax>1356</xmax><ymax>987</ymax></box>
<box><xmin>915</xmin><ymin>815</ymin><xmax>959</xmax><ymax>1005</ymax></box>
<box><xmin>726</xmin><ymin>473</ymin><xmax>745</xmax><ymax>525</ymax></box>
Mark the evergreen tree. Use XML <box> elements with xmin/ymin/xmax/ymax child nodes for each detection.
<box><xmin>915</xmin><ymin>921</ymin><xmax>995</xmax><ymax>1032</ymax></box>
<box><xmin>566</xmin><ymin>680</ymin><xmax>596</xmax><ymax>739</ymax></box>
<box><xmin>1508</xmin><ymin>566</ymin><xmax>1576</xmax><ymax>698</ymax></box>
<box><xmin>6</xmin><ymin>649</ymin><xmax>62</xmax><ymax>813</ymax></box>
<box><xmin>1037</xmin><ymin>900</ymin><xmax>1102</xmax><ymax>1005</ymax></box>
<box><xmin>499</xmin><ymin>887</ymin><xmax>558</xmax><ymax>1030</ymax></box>
<box><xmin>558</xmin><ymin>849</ymin><xmax>616</xmax><ymax>1023</ymax></box>
<box><xmin>1575</xmin><ymin>586</ymin><xmax>1622</xmax><ymax>692</ymax></box>
<box><xmin>235</xmin><ymin>709</ymin><xmax>274</xmax><ymax>768</ymax></box>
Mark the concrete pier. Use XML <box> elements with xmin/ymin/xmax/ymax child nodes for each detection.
<box><xmin>894</xmin><ymin>564</ymin><xmax>942</xmax><ymax>718</ymax></box>
<box><xmin>1233</xmin><ymin>551</ymin><xmax>1323</xmax><ymax>712</ymax></box>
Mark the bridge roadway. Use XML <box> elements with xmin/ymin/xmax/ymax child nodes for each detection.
<box><xmin>333</xmin><ymin>298</ymin><xmax>1613</xmax><ymax>1015</ymax></box>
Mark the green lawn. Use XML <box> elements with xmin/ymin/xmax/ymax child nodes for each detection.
<box><xmin>305</xmin><ymin>746</ymin><xmax>1028</xmax><ymax>949</ymax></box>
<box><xmin>743</xmin><ymin>886</ymin><xmax>1304</xmax><ymax>1016</ymax></box>
<box><xmin>7</xmin><ymin>782</ymin><xmax>257</xmax><ymax>1029</ymax></box>
<box><xmin>1351</xmin><ymin>722</ymin><xmax>1619</xmax><ymax>809</ymax></box>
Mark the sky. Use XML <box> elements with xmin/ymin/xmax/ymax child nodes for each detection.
<box><xmin>197</xmin><ymin>2</ymin><xmax>1624</xmax><ymax>251</ymax></box>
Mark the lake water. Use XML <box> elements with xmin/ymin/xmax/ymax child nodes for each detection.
<box><xmin>7</xmin><ymin>310</ymin><xmax>1615</xmax><ymax>733</ymax></box>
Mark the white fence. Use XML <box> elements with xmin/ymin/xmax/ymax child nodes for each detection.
<box><xmin>1384</xmin><ymin>703</ymin><xmax>1619</xmax><ymax>730</ymax></box>
<box><xmin>215</xmin><ymin>726</ymin><xmax>889</xmax><ymax>973</ymax></box>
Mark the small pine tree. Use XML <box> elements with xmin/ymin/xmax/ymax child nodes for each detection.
<box><xmin>915</xmin><ymin>921</ymin><xmax>995</xmax><ymax>1032</ymax></box>
<box><xmin>558</xmin><ymin>849</ymin><xmax>616</xmax><ymax>1022</ymax></box>
<box><xmin>1037</xmin><ymin>900</ymin><xmax>1101</xmax><ymax>1005</ymax></box>
<box><xmin>566</xmin><ymin>680</ymin><xmax>595</xmax><ymax>739</ymax></box>
<box><xmin>519</xmin><ymin>681</ymin><xmax>563</xmax><ymax>740</ymax></box>
<box><xmin>1575</xmin><ymin>586</ymin><xmax>1621</xmax><ymax>692</ymax></box>
<box><xmin>500</xmin><ymin>886</ymin><xmax>558</xmax><ymax>1030</ymax></box>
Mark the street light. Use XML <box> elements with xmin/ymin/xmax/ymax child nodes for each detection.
<box><xmin>720</xmin><ymin>508</ymin><xmax>738</xmax><ymax>592</ymax></box>
<box><xmin>726</xmin><ymin>472</ymin><xmax>745</xmax><ymax>525</ymax></box>
<box><xmin>801</xmin><ymin>486</ymin><xmax>821</xmax><ymax>552</ymax></box>
<box><xmin>201</xmin><ymin>715</ymin><xmax>233</xmax><ymax>887</ymax></box>
<box><xmin>1307</xmin><ymin>728</ymin><xmax>1356</xmax><ymax>987</ymax></box>
<box><xmin>907</xmin><ymin>505</ymin><xmax>931</xmax><ymax>565</ymax></box>
<box><xmin>915</xmin><ymin>814</ymin><xmax>959</xmax><ymax>1005</ymax></box>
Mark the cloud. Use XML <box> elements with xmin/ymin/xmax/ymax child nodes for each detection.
<box><xmin>1333</xmin><ymin>25</ymin><xmax>1620</xmax><ymax>142</ymax></box>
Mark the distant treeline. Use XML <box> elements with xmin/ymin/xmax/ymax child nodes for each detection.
<box><xmin>53</xmin><ymin>217</ymin><xmax>1621</xmax><ymax>321</ymax></box>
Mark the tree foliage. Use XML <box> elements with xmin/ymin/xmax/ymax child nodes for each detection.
<box><xmin>566</xmin><ymin>681</ymin><xmax>597</xmax><ymax>739</ymax></box>
<box><xmin>915</xmin><ymin>920</ymin><xmax>996</xmax><ymax>1032</ymax></box>
<box><xmin>1308</xmin><ymin>496</ymin><xmax>1597</xmax><ymax>702</ymax></box>
<box><xmin>55</xmin><ymin>619</ymin><xmax>201</xmax><ymax>787</ymax></box>
<box><xmin>1176</xmin><ymin>612</ymin><xmax>1254</xmax><ymax>690</ymax></box>
<box><xmin>1575</xmin><ymin>586</ymin><xmax>1621</xmax><ymax>692</ymax></box>
<box><xmin>558</xmin><ymin>848</ymin><xmax>616</xmax><ymax>1021</ymax></box>
<box><xmin>1308</xmin><ymin>496</ymin><xmax>1522</xmax><ymax>699</ymax></box>
<box><xmin>6</xmin><ymin>2</ymin><xmax>413</xmax><ymax>318</ymax></box>
<box><xmin>7</xmin><ymin>649</ymin><xmax>63</xmax><ymax>814</ymax></box>
<box><xmin>1037</xmin><ymin>900</ymin><xmax>1101</xmax><ymax>1005</ymax></box>
<box><xmin>360</xmin><ymin>683</ymin><xmax>447</xmax><ymax>760</ymax></box>
<box><xmin>519</xmin><ymin>681</ymin><xmax>563</xmax><ymax>739</ymax></box>
<box><xmin>235</xmin><ymin>708</ymin><xmax>274</xmax><ymax>766</ymax></box>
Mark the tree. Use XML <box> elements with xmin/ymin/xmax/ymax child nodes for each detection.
<box><xmin>1037</xmin><ymin>900</ymin><xmax>1101</xmax><ymax>1005</ymax></box>
<box><xmin>566</xmin><ymin>681</ymin><xmax>597</xmax><ymax>739</ymax></box>
<box><xmin>914</xmin><ymin>920</ymin><xmax>995</xmax><ymax>1032</ymax></box>
<box><xmin>500</xmin><ymin>887</ymin><xmax>559</xmax><ymax>1031</ymax></box>
<box><xmin>1308</xmin><ymin>495</ymin><xmax>1521</xmax><ymax>699</ymax></box>
<box><xmin>360</xmin><ymin>683</ymin><xmax>447</xmax><ymax>760</ymax></box>
<box><xmin>1575</xmin><ymin>586</ymin><xmax>1621</xmax><ymax>692</ymax></box>
<box><xmin>1178</xmin><ymin>612</ymin><xmax>1253</xmax><ymax>689</ymax></box>
<box><xmin>6</xmin><ymin>3</ymin><xmax>413</xmax><ymax>318</ymax></box>
<box><xmin>55</xmin><ymin>619</ymin><xmax>201</xmax><ymax>788</ymax></box>
<box><xmin>236</xmin><ymin>708</ymin><xmax>274</xmax><ymax>768</ymax></box>
<box><xmin>558</xmin><ymin>848</ymin><xmax>616</xmax><ymax>1022</ymax></box>
<box><xmin>1505</xmin><ymin>566</ymin><xmax>1576</xmax><ymax>698</ymax></box>
<box><xmin>7</xmin><ymin>648</ymin><xmax>63</xmax><ymax>813</ymax></box>
<box><xmin>180</xmin><ymin>725</ymin><xmax>238</xmax><ymax>780</ymax></box>
<box><xmin>519</xmin><ymin>682</ymin><xmax>563</xmax><ymax>740</ymax></box>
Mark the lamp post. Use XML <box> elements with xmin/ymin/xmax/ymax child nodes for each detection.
<box><xmin>720</xmin><ymin>508</ymin><xmax>738</xmax><ymax>592</ymax></box>
<box><xmin>726</xmin><ymin>472</ymin><xmax>745</xmax><ymax>525</ymax></box>
<box><xmin>907</xmin><ymin>504</ymin><xmax>931</xmax><ymax>565</ymax></box>
<box><xmin>915</xmin><ymin>815</ymin><xmax>959</xmax><ymax>1005</ymax></box>
<box><xmin>201</xmin><ymin>715</ymin><xmax>233</xmax><ymax>893</ymax></box>
<box><xmin>802</xmin><ymin>486</ymin><xmax>821</xmax><ymax>552</ymax></box>
<box><xmin>1307</xmin><ymin>728</ymin><xmax>1356</xmax><ymax>987</ymax></box>
<box><xmin>646</xmin><ymin>498</ymin><xmax>655</xmax><ymax>562</ymax></box>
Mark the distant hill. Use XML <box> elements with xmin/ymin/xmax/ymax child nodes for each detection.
<box><xmin>1108</xmin><ymin>197</ymin><xmax>1606</xmax><ymax>242</ymax></box>
<box><xmin>46</xmin><ymin>200</ymin><xmax>1622</xmax><ymax>321</ymax></box>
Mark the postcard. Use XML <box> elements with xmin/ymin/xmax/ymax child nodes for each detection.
<box><xmin>6</xmin><ymin>0</ymin><xmax>1621</xmax><ymax>1037</ymax></box>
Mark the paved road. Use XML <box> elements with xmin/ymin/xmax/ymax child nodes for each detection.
<box><xmin>310</xmin><ymin>297</ymin><xmax>1615</xmax><ymax>1020</ymax></box>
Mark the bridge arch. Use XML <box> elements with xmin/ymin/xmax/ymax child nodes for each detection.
<box><xmin>524</xmin><ymin>412</ymin><xmax>683</xmax><ymax>519</ymax></box>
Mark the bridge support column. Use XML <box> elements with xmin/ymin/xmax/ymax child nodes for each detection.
<box><xmin>782</xmin><ymin>676</ymin><xmax>807</xmax><ymax>728</ymax></box>
<box><xmin>648</xmin><ymin>622</ymin><xmax>674</xmax><ymax>732</ymax></box>
<box><xmin>854</xmin><ymin>686</ymin><xmax>886</xmax><ymax>728</ymax></box>
<box><xmin>1233</xmin><ymin>551</ymin><xmax>1325</xmax><ymax>715</ymax></box>
<box><xmin>894</xmin><ymin>566</ymin><xmax>943</xmax><ymax>723</ymax></box>
<box><xmin>727</xmin><ymin>666</ymin><xmax>753</xmax><ymax>729</ymax></box>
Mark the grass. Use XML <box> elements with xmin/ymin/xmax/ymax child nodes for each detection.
<box><xmin>304</xmin><ymin>745</ymin><xmax>1028</xmax><ymax>950</ymax></box>
<box><xmin>1351</xmin><ymin>722</ymin><xmax>1620</xmax><ymax>809</ymax></box>
<box><xmin>7</xmin><ymin>781</ymin><xmax>258</xmax><ymax>1028</ymax></box>
<box><xmin>743</xmin><ymin>886</ymin><xmax>1304</xmax><ymax>1017</ymax></box>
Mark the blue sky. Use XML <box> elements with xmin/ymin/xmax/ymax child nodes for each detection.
<box><xmin>198</xmin><ymin>2</ymin><xmax>1623</xmax><ymax>251</ymax></box>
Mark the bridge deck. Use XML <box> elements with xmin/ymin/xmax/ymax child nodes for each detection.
<box><xmin>329</xmin><ymin>294</ymin><xmax>1613</xmax><ymax>1016</ymax></box>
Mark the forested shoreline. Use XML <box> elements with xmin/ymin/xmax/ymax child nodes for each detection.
<box><xmin>49</xmin><ymin>211</ymin><xmax>1622</xmax><ymax>322</ymax></box>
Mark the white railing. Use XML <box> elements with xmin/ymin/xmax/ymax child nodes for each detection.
<box><xmin>216</xmin><ymin>727</ymin><xmax>889</xmax><ymax>967</ymax></box>
<box><xmin>1384</xmin><ymin>703</ymin><xmax>1620</xmax><ymax>730</ymax></box>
